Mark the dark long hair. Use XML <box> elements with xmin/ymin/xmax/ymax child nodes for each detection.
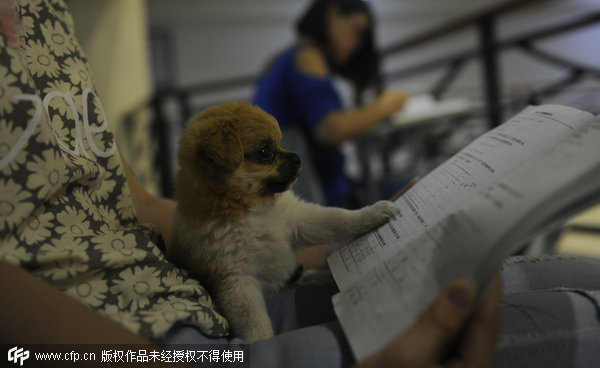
<box><xmin>296</xmin><ymin>0</ymin><xmax>380</xmax><ymax>93</ymax></box>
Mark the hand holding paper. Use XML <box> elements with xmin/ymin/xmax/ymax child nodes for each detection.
<box><xmin>328</xmin><ymin>104</ymin><xmax>600</xmax><ymax>361</ymax></box>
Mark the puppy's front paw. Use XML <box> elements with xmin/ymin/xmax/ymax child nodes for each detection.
<box><xmin>360</xmin><ymin>200</ymin><xmax>397</xmax><ymax>230</ymax></box>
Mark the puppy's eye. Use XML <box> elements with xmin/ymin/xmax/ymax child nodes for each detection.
<box><xmin>258</xmin><ymin>146</ymin><xmax>275</xmax><ymax>162</ymax></box>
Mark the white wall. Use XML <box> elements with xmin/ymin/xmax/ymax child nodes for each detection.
<box><xmin>147</xmin><ymin>0</ymin><xmax>600</xmax><ymax>103</ymax></box>
<box><xmin>69</xmin><ymin>0</ymin><xmax>159</xmax><ymax>194</ymax></box>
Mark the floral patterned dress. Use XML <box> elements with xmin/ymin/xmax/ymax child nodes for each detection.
<box><xmin>0</xmin><ymin>0</ymin><xmax>229</xmax><ymax>340</ymax></box>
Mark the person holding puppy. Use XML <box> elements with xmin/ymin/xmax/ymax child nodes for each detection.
<box><xmin>5</xmin><ymin>1</ymin><xmax>600</xmax><ymax>368</ymax></box>
<box><xmin>253</xmin><ymin>0</ymin><xmax>408</xmax><ymax>208</ymax></box>
<box><xmin>0</xmin><ymin>1</ymin><xmax>500</xmax><ymax>367</ymax></box>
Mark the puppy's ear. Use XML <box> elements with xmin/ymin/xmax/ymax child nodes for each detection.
<box><xmin>196</xmin><ymin>121</ymin><xmax>243</xmax><ymax>170</ymax></box>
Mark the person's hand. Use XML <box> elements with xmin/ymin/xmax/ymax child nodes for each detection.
<box><xmin>376</xmin><ymin>90</ymin><xmax>410</xmax><ymax>117</ymax></box>
<box><xmin>0</xmin><ymin>0</ymin><xmax>28</xmax><ymax>47</ymax></box>
<box><xmin>357</xmin><ymin>276</ymin><xmax>501</xmax><ymax>368</ymax></box>
<box><xmin>296</xmin><ymin>244</ymin><xmax>334</xmax><ymax>270</ymax></box>
<box><xmin>390</xmin><ymin>177</ymin><xmax>419</xmax><ymax>202</ymax></box>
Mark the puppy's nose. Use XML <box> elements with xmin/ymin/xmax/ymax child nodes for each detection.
<box><xmin>290</xmin><ymin>153</ymin><xmax>300</xmax><ymax>164</ymax></box>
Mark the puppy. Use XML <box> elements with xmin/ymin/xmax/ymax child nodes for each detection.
<box><xmin>169</xmin><ymin>101</ymin><xmax>396</xmax><ymax>342</ymax></box>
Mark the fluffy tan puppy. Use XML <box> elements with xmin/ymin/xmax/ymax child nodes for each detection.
<box><xmin>169</xmin><ymin>101</ymin><xmax>396</xmax><ymax>342</ymax></box>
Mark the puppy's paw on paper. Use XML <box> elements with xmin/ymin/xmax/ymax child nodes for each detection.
<box><xmin>360</xmin><ymin>200</ymin><xmax>397</xmax><ymax>229</ymax></box>
<box><xmin>373</xmin><ymin>200</ymin><xmax>398</xmax><ymax>221</ymax></box>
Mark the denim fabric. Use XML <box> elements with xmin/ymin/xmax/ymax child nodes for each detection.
<box><xmin>163</xmin><ymin>255</ymin><xmax>600</xmax><ymax>367</ymax></box>
<box><xmin>497</xmin><ymin>255</ymin><xmax>600</xmax><ymax>368</ymax></box>
<box><xmin>163</xmin><ymin>322</ymin><xmax>352</xmax><ymax>368</ymax></box>
<box><xmin>162</xmin><ymin>280</ymin><xmax>352</xmax><ymax>367</ymax></box>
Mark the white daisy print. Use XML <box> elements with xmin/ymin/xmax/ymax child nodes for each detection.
<box><xmin>25</xmin><ymin>39</ymin><xmax>60</xmax><ymax>79</ymax></box>
<box><xmin>64</xmin><ymin>272</ymin><xmax>108</xmax><ymax>308</ymax></box>
<box><xmin>33</xmin><ymin>112</ymin><xmax>63</xmax><ymax>146</ymax></box>
<box><xmin>41</xmin><ymin>19</ymin><xmax>74</xmax><ymax>57</ymax></box>
<box><xmin>37</xmin><ymin>237</ymin><xmax>90</xmax><ymax>281</ymax></box>
<box><xmin>0</xmin><ymin>179</ymin><xmax>34</xmax><ymax>232</ymax></box>
<box><xmin>191</xmin><ymin>310</ymin><xmax>220</xmax><ymax>335</ymax></box>
<box><xmin>63</xmin><ymin>57</ymin><xmax>89</xmax><ymax>87</ymax></box>
<box><xmin>43</xmin><ymin>80</ymin><xmax>81</xmax><ymax>121</ymax></box>
<box><xmin>161</xmin><ymin>269</ymin><xmax>203</xmax><ymax>296</ymax></box>
<box><xmin>63</xmin><ymin>152</ymin><xmax>92</xmax><ymax>178</ymax></box>
<box><xmin>115</xmin><ymin>191</ymin><xmax>136</xmax><ymax>221</ymax></box>
<box><xmin>0</xmin><ymin>119</ymin><xmax>29</xmax><ymax>174</ymax></box>
<box><xmin>0</xmin><ymin>65</ymin><xmax>23</xmax><ymax>115</ymax></box>
<box><xmin>141</xmin><ymin>296</ymin><xmax>198</xmax><ymax>336</ymax></box>
<box><xmin>149</xmin><ymin>236</ymin><xmax>167</xmax><ymax>260</ymax></box>
<box><xmin>92</xmin><ymin>203</ymin><xmax>119</xmax><ymax>229</ymax></box>
<box><xmin>55</xmin><ymin>205</ymin><xmax>91</xmax><ymax>237</ymax></box>
<box><xmin>0</xmin><ymin>236</ymin><xmax>33</xmax><ymax>265</ymax></box>
<box><xmin>24</xmin><ymin>0</ymin><xmax>44</xmax><ymax>17</ymax></box>
<box><xmin>4</xmin><ymin>24</ymin><xmax>31</xmax><ymax>85</ymax></box>
<box><xmin>76</xmin><ymin>159</ymin><xmax>104</xmax><ymax>188</ymax></box>
<box><xmin>91</xmin><ymin>100</ymin><xmax>108</xmax><ymax>127</ymax></box>
<box><xmin>0</xmin><ymin>0</ymin><xmax>232</xmax><ymax>342</ymax></box>
<box><xmin>92</xmin><ymin>231</ymin><xmax>146</xmax><ymax>268</ymax></box>
<box><xmin>8</xmin><ymin>54</ymin><xmax>26</xmax><ymax>85</ymax></box>
<box><xmin>17</xmin><ymin>14</ymin><xmax>36</xmax><ymax>41</ymax></box>
<box><xmin>26</xmin><ymin>148</ymin><xmax>68</xmax><ymax>200</ymax></box>
<box><xmin>89</xmin><ymin>178</ymin><xmax>116</xmax><ymax>203</ymax></box>
<box><xmin>18</xmin><ymin>209</ymin><xmax>54</xmax><ymax>246</ymax></box>
<box><xmin>72</xmin><ymin>186</ymin><xmax>95</xmax><ymax>212</ymax></box>
<box><xmin>110</xmin><ymin>266</ymin><xmax>164</xmax><ymax>311</ymax></box>
<box><xmin>107</xmin><ymin>152</ymin><xmax>122</xmax><ymax>171</ymax></box>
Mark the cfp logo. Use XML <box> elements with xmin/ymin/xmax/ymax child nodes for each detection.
<box><xmin>8</xmin><ymin>347</ymin><xmax>30</xmax><ymax>366</ymax></box>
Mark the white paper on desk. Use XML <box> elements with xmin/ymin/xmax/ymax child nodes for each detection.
<box><xmin>398</xmin><ymin>93</ymin><xmax>437</xmax><ymax>114</ymax></box>
<box><xmin>391</xmin><ymin>93</ymin><xmax>475</xmax><ymax>126</ymax></box>
<box><xmin>327</xmin><ymin>105</ymin><xmax>600</xmax><ymax>361</ymax></box>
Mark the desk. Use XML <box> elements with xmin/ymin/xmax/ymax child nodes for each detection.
<box><xmin>355</xmin><ymin>94</ymin><xmax>481</xmax><ymax>202</ymax></box>
<box><xmin>384</xmin><ymin>94</ymin><xmax>478</xmax><ymax>133</ymax></box>
<box><xmin>381</xmin><ymin>0</ymin><xmax>554</xmax><ymax>128</ymax></box>
<box><xmin>555</xmin><ymin>205</ymin><xmax>600</xmax><ymax>259</ymax></box>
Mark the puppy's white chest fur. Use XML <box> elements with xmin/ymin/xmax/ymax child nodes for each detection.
<box><xmin>174</xmin><ymin>191</ymin><xmax>301</xmax><ymax>296</ymax></box>
<box><xmin>214</xmin><ymin>192</ymin><xmax>300</xmax><ymax>293</ymax></box>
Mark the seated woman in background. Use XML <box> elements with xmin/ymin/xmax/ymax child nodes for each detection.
<box><xmin>253</xmin><ymin>0</ymin><xmax>408</xmax><ymax>208</ymax></box>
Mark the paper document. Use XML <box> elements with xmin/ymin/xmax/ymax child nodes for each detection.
<box><xmin>328</xmin><ymin>105</ymin><xmax>600</xmax><ymax>361</ymax></box>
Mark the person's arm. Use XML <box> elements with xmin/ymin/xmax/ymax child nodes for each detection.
<box><xmin>0</xmin><ymin>262</ymin><xmax>194</xmax><ymax>368</ymax></box>
<box><xmin>119</xmin><ymin>150</ymin><xmax>178</xmax><ymax>254</ymax></box>
<box><xmin>357</xmin><ymin>276</ymin><xmax>501</xmax><ymax>368</ymax></box>
<box><xmin>0</xmin><ymin>153</ymin><xmax>183</xmax><ymax>349</ymax></box>
<box><xmin>0</xmin><ymin>261</ymin><xmax>153</xmax><ymax>344</ymax></box>
<box><xmin>0</xmin><ymin>0</ymin><xmax>26</xmax><ymax>47</ymax></box>
<box><xmin>0</xmin><ymin>153</ymin><xmax>177</xmax><ymax>345</ymax></box>
<box><xmin>295</xmin><ymin>45</ymin><xmax>408</xmax><ymax>146</ymax></box>
<box><xmin>317</xmin><ymin>90</ymin><xmax>408</xmax><ymax>145</ymax></box>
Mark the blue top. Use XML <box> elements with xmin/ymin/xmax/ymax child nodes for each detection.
<box><xmin>253</xmin><ymin>47</ymin><xmax>351</xmax><ymax>206</ymax></box>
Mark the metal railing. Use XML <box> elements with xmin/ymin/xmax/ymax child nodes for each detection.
<box><xmin>146</xmin><ymin>1</ymin><xmax>600</xmax><ymax>197</ymax></box>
